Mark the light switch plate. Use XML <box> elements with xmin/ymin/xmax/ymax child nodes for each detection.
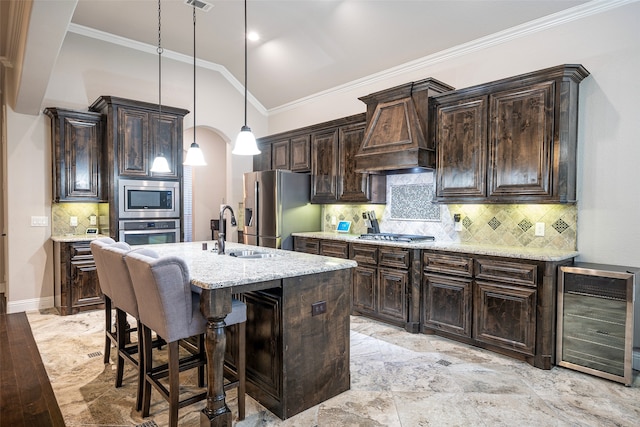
<box><xmin>70</xmin><ymin>216</ymin><xmax>78</xmax><ymax>227</ymax></box>
<box><xmin>535</xmin><ymin>222</ymin><xmax>545</xmax><ymax>236</ymax></box>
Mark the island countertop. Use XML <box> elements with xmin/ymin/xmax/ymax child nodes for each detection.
<box><xmin>292</xmin><ymin>231</ymin><xmax>578</xmax><ymax>262</ymax></box>
<box><xmin>143</xmin><ymin>241</ymin><xmax>357</xmax><ymax>290</ymax></box>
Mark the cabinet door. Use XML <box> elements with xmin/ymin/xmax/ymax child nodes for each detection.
<box><xmin>272</xmin><ymin>139</ymin><xmax>290</xmax><ymax>170</ymax></box>
<box><xmin>436</xmin><ymin>97</ymin><xmax>487</xmax><ymax>198</ymax></box>
<box><xmin>149</xmin><ymin>112</ymin><xmax>181</xmax><ymax>178</ymax></box>
<box><xmin>311</xmin><ymin>129</ymin><xmax>339</xmax><ymax>203</ymax></box>
<box><xmin>423</xmin><ymin>274</ymin><xmax>472</xmax><ymax>338</ymax></box>
<box><xmin>253</xmin><ymin>141</ymin><xmax>272</xmax><ymax>171</ymax></box>
<box><xmin>118</xmin><ymin>108</ymin><xmax>149</xmax><ymax>177</ymax></box>
<box><xmin>377</xmin><ymin>267</ymin><xmax>408</xmax><ymax>323</ymax></box>
<box><xmin>474</xmin><ymin>280</ymin><xmax>536</xmax><ymax>355</ymax></box>
<box><xmin>66</xmin><ymin>116</ymin><xmax>103</xmax><ymax>201</ymax></box>
<box><xmin>293</xmin><ymin>237</ymin><xmax>319</xmax><ymax>254</ymax></box>
<box><xmin>488</xmin><ymin>81</ymin><xmax>554</xmax><ymax>198</ymax></box>
<box><xmin>352</xmin><ymin>265</ymin><xmax>376</xmax><ymax>314</ymax></box>
<box><xmin>319</xmin><ymin>240</ymin><xmax>349</xmax><ymax>259</ymax></box>
<box><xmin>243</xmin><ymin>290</ymin><xmax>282</xmax><ymax>403</ymax></box>
<box><xmin>338</xmin><ymin>123</ymin><xmax>369</xmax><ymax>202</ymax></box>
<box><xmin>290</xmin><ymin>135</ymin><xmax>311</xmax><ymax>172</ymax></box>
<box><xmin>70</xmin><ymin>259</ymin><xmax>102</xmax><ymax>309</ymax></box>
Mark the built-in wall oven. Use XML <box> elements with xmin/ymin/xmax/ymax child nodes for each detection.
<box><xmin>117</xmin><ymin>179</ymin><xmax>181</xmax><ymax>245</ymax></box>
<box><xmin>118</xmin><ymin>219</ymin><xmax>180</xmax><ymax>246</ymax></box>
<box><xmin>118</xmin><ymin>179</ymin><xmax>180</xmax><ymax>219</ymax></box>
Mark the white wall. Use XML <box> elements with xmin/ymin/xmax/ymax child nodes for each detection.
<box><xmin>269</xmin><ymin>3</ymin><xmax>640</xmax><ymax>267</ymax></box>
<box><xmin>4</xmin><ymin>32</ymin><xmax>262</xmax><ymax>312</ymax></box>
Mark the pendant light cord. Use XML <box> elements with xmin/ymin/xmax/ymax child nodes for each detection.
<box><xmin>193</xmin><ymin>5</ymin><xmax>197</xmax><ymax>145</ymax></box>
<box><xmin>157</xmin><ymin>0</ymin><xmax>163</xmax><ymax>117</ymax></box>
<box><xmin>243</xmin><ymin>0</ymin><xmax>248</xmax><ymax>127</ymax></box>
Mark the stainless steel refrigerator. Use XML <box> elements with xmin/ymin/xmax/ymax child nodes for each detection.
<box><xmin>243</xmin><ymin>170</ymin><xmax>321</xmax><ymax>250</ymax></box>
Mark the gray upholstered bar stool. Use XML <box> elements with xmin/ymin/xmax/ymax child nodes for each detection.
<box><xmin>89</xmin><ymin>237</ymin><xmax>117</xmax><ymax>364</ymax></box>
<box><xmin>101</xmin><ymin>242</ymin><xmax>157</xmax><ymax>411</ymax></box>
<box><xmin>124</xmin><ymin>251</ymin><xmax>246</xmax><ymax>426</ymax></box>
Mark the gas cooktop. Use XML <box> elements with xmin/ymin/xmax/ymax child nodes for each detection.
<box><xmin>358</xmin><ymin>233</ymin><xmax>435</xmax><ymax>242</ymax></box>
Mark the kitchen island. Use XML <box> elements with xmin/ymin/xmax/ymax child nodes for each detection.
<box><xmin>148</xmin><ymin>241</ymin><xmax>356</xmax><ymax>423</ymax></box>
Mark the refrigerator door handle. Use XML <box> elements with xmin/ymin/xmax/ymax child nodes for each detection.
<box><xmin>252</xmin><ymin>181</ymin><xmax>258</xmax><ymax>229</ymax></box>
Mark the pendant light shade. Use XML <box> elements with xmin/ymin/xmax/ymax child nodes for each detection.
<box><xmin>150</xmin><ymin>154</ymin><xmax>171</xmax><ymax>173</ymax></box>
<box><xmin>184</xmin><ymin>5</ymin><xmax>206</xmax><ymax>166</ymax></box>
<box><xmin>232</xmin><ymin>125</ymin><xmax>260</xmax><ymax>155</ymax></box>
<box><xmin>232</xmin><ymin>0</ymin><xmax>260</xmax><ymax>156</ymax></box>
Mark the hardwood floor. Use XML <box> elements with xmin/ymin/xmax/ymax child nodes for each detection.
<box><xmin>0</xmin><ymin>312</ymin><xmax>65</xmax><ymax>426</ymax></box>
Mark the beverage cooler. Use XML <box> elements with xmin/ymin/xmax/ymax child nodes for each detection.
<box><xmin>557</xmin><ymin>263</ymin><xmax>640</xmax><ymax>385</ymax></box>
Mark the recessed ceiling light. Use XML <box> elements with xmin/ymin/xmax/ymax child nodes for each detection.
<box><xmin>247</xmin><ymin>31</ymin><xmax>260</xmax><ymax>42</ymax></box>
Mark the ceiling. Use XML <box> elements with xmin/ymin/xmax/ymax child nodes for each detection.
<box><xmin>4</xmin><ymin>0</ymin><xmax>605</xmax><ymax>114</ymax></box>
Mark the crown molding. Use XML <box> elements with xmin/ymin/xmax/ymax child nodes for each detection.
<box><xmin>269</xmin><ymin>0</ymin><xmax>637</xmax><ymax>115</ymax></box>
<box><xmin>67</xmin><ymin>23</ymin><xmax>268</xmax><ymax>117</ymax></box>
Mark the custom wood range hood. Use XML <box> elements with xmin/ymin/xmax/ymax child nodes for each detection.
<box><xmin>355</xmin><ymin>78</ymin><xmax>454</xmax><ymax>173</ymax></box>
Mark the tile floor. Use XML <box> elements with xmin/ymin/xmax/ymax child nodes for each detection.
<box><xmin>27</xmin><ymin>309</ymin><xmax>640</xmax><ymax>427</ymax></box>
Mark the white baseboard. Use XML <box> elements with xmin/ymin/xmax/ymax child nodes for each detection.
<box><xmin>7</xmin><ymin>296</ymin><xmax>54</xmax><ymax>314</ymax></box>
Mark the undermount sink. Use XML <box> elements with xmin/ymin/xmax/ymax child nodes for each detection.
<box><xmin>228</xmin><ymin>250</ymin><xmax>279</xmax><ymax>259</ymax></box>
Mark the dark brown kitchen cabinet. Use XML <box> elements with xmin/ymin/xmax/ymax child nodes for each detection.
<box><xmin>311</xmin><ymin>129</ymin><xmax>339</xmax><ymax>203</ymax></box>
<box><xmin>237</xmin><ymin>269</ymin><xmax>351</xmax><ymax>419</ymax></box>
<box><xmin>432</xmin><ymin>64</ymin><xmax>589</xmax><ymax>203</ymax></box>
<box><xmin>53</xmin><ymin>240</ymin><xmax>103</xmax><ymax>315</ymax></box>
<box><xmin>350</xmin><ymin>243</ymin><xmax>411</xmax><ymax>328</ymax></box>
<box><xmin>272</xmin><ymin>139</ymin><xmax>290</xmax><ymax>170</ymax></box>
<box><xmin>293</xmin><ymin>236</ymin><xmax>320</xmax><ymax>254</ymax></box>
<box><xmin>90</xmin><ymin>96</ymin><xmax>189</xmax><ymax>180</ymax></box>
<box><xmin>421</xmin><ymin>250</ymin><xmax>573</xmax><ymax>369</ymax></box>
<box><xmin>270</xmin><ymin>135</ymin><xmax>312</xmax><ymax>172</ymax></box>
<box><xmin>253</xmin><ymin>140</ymin><xmax>272</xmax><ymax>172</ymax></box>
<box><xmin>44</xmin><ymin>108</ymin><xmax>105</xmax><ymax>202</ymax></box>
<box><xmin>422</xmin><ymin>253</ymin><xmax>474</xmax><ymax>338</ymax></box>
<box><xmin>320</xmin><ymin>240</ymin><xmax>349</xmax><ymax>259</ymax></box>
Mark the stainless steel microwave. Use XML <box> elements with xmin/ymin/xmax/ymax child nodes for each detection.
<box><xmin>118</xmin><ymin>179</ymin><xmax>180</xmax><ymax>219</ymax></box>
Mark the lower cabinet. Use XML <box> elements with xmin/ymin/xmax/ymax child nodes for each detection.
<box><xmin>351</xmin><ymin>243</ymin><xmax>412</xmax><ymax>329</ymax></box>
<box><xmin>53</xmin><ymin>240</ymin><xmax>104</xmax><ymax>315</ymax></box>
<box><xmin>422</xmin><ymin>251</ymin><xmax>568</xmax><ymax>369</ymax></box>
<box><xmin>234</xmin><ymin>269</ymin><xmax>352</xmax><ymax>420</ymax></box>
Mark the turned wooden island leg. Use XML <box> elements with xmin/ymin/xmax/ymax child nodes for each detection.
<box><xmin>199</xmin><ymin>288</ymin><xmax>233</xmax><ymax>427</ymax></box>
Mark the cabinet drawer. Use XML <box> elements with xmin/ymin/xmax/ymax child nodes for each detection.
<box><xmin>423</xmin><ymin>253</ymin><xmax>473</xmax><ymax>277</ymax></box>
<box><xmin>320</xmin><ymin>240</ymin><xmax>349</xmax><ymax>259</ymax></box>
<box><xmin>70</xmin><ymin>243</ymin><xmax>93</xmax><ymax>259</ymax></box>
<box><xmin>475</xmin><ymin>258</ymin><xmax>537</xmax><ymax>287</ymax></box>
<box><xmin>379</xmin><ymin>248</ymin><xmax>410</xmax><ymax>269</ymax></box>
<box><xmin>294</xmin><ymin>238</ymin><xmax>319</xmax><ymax>254</ymax></box>
<box><xmin>350</xmin><ymin>244</ymin><xmax>378</xmax><ymax>265</ymax></box>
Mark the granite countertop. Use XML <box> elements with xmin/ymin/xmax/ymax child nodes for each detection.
<box><xmin>293</xmin><ymin>232</ymin><xmax>578</xmax><ymax>262</ymax></box>
<box><xmin>144</xmin><ymin>241</ymin><xmax>357</xmax><ymax>290</ymax></box>
<box><xmin>51</xmin><ymin>234</ymin><xmax>111</xmax><ymax>242</ymax></box>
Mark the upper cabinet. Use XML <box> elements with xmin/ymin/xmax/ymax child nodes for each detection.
<box><xmin>90</xmin><ymin>96</ymin><xmax>189</xmax><ymax>180</ymax></box>
<box><xmin>44</xmin><ymin>108</ymin><xmax>105</xmax><ymax>202</ymax></box>
<box><xmin>255</xmin><ymin>114</ymin><xmax>386</xmax><ymax>204</ymax></box>
<box><xmin>432</xmin><ymin>64</ymin><xmax>589</xmax><ymax>203</ymax></box>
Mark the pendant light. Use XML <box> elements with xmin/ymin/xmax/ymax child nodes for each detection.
<box><xmin>184</xmin><ymin>4</ymin><xmax>206</xmax><ymax>166</ymax></box>
<box><xmin>232</xmin><ymin>0</ymin><xmax>261</xmax><ymax>155</ymax></box>
<box><xmin>150</xmin><ymin>0</ymin><xmax>171</xmax><ymax>173</ymax></box>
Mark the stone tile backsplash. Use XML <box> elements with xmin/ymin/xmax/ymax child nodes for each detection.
<box><xmin>322</xmin><ymin>171</ymin><xmax>577</xmax><ymax>251</ymax></box>
<box><xmin>52</xmin><ymin>203</ymin><xmax>109</xmax><ymax>236</ymax></box>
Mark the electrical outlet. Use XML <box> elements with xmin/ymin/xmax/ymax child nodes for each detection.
<box><xmin>70</xmin><ymin>216</ymin><xmax>78</xmax><ymax>227</ymax></box>
<box><xmin>535</xmin><ymin>222</ymin><xmax>545</xmax><ymax>236</ymax></box>
<box><xmin>312</xmin><ymin>301</ymin><xmax>327</xmax><ymax>316</ymax></box>
<box><xmin>89</xmin><ymin>215</ymin><xmax>97</xmax><ymax>225</ymax></box>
